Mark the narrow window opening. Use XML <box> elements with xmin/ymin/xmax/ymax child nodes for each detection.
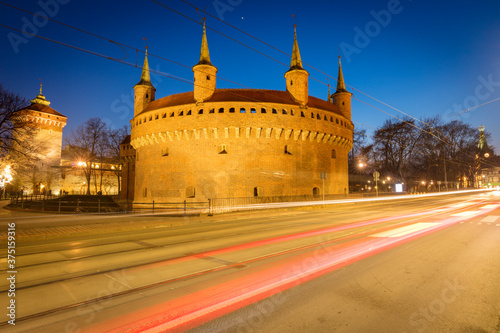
<box><xmin>143</xmin><ymin>187</ymin><xmax>147</xmax><ymax>197</ymax></box>
<box><xmin>155</xmin><ymin>114</ymin><xmax>159</xmax><ymax>120</ymax></box>
<box><xmin>198</xmin><ymin>109</ymin><xmax>203</xmax><ymax>114</ymax></box>
<box><xmin>146</xmin><ymin>94</ymin><xmax>149</xmax><ymax>99</ymax></box>
<box><xmin>187</xmin><ymin>110</ymin><xmax>192</xmax><ymax>115</ymax></box>
<box><xmin>317</xmin><ymin>114</ymin><xmax>321</xmax><ymax>120</ymax></box>
<box><xmin>336</xmin><ymin>118</ymin><xmax>339</xmax><ymax>124</ymax></box>
<box><xmin>311</xmin><ymin>112</ymin><xmax>315</xmax><ymax>118</ymax></box>
<box><xmin>254</xmin><ymin>187</ymin><xmax>262</xmax><ymax>197</ymax></box>
<box><xmin>219</xmin><ymin>108</ymin><xmax>224</xmax><ymax>113</ymax></box>
<box><xmin>331</xmin><ymin>149</ymin><xmax>337</xmax><ymax>159</ymax></box>
<box><xmin>291</xmin><ymin>109</ymin><xmax>295</xmax><ymax>116</ymax></box>
<box><xmin>186</xmin><ymin>186</ymin><xmax>196</xmax><ymax>198</ymax></box>
<box><xmin>229</xmin><ymin>107</ymin><xmax>235</xmax><ymax>113</ymax></box>
<box><xmin>170</xmin><ymin>112</ymin><xmax>175</xmax><ymax>117</ymax></box>
<box><xmin>300</xmin><ymin>111</ymin><xmax>305</xmax><ymax>117</ymax></box>
<box><xmin>219</xmin><ymin>144</ymin><xmax>228</xmax><ymax>154</ymax></box>
<box><xmin>179</xmin><ymin>111</ymin><xmax>184</xmax><ymax>116</ymax></box>
<box><xmin>272</xmin><ymin>108</ymin><xmax>278</xmax><ymax>114</ymax></box>
<box><xmin>313</xmin><ymin>187</ymin><xmax>320</xmax><ymax>196</ymax></box>
<box><xmin>261</xmin><ymin>108</ymin><xmax>266</xmax><ymax>113</ymax></box>
<box><xmin>282</xmin><ymin>109</ymin><xmax>287</xmax><ymax>115</ymax></box>
<box><xmin>209</xmin><ymin>108</ymin><xmax>215</xmax><ymax>114</ymax></box>
<box><xmin>162</xmin><ymin>113</ymin><xmax>167</xmax><ymax>118</ymax></box>
<box><xmin>240</xmin><ymin>108</ymin><xmax>246</xmax><ymax>113</ymax></box>
<box><xmin>206</xmin><ymin>75</ymin><xmax>210</xmax><ymax>80</ymax></box>
<box><xmin>284</xmin><ymin>145</ymin><xmax>292</xmax><ymax>155</ymax></box>
<box><xmin>290</xmin><ymin>80</ymin><xmax>293</xmax><ymax>85</ymax></box>
<box><xmin>251</xmin><ymin>108</ymin><xmax>256</xmax><ymax>113</ymax></box>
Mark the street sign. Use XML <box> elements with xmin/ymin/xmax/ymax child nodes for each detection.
<box><xmin>320</xmin><ymin>172</ymin><xmax>327</xmax><ymax>180</ymax></box>
<box><xmin>373</xmin><ymin>171</ymin><xmax>380</xmax><ymax>181</ymax></box>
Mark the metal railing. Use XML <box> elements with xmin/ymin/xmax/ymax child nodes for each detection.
<box><xmin>9</xmin><ymin>195</ymin><xmax>121</xmax><ymax>213</ymax></box>
<box><xmin>132</xmin><ymin>200</ymin><xmax>210</xmax><ymax>214</ymax></box>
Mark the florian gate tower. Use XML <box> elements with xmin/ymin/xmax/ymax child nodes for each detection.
<box><xmin>127</xmin><ymin>23</ymin><xmax>353</xmax><ymax>204</ymax></box>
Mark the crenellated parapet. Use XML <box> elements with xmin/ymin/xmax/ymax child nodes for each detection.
<box><xmin>130</xmin><ymin>127</ymin><xmax>352</xmax><ymax>150</ymax></box>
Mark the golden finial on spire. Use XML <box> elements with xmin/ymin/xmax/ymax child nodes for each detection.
<box><xmin>196</xmin><ymin>16</ymin><xmax>212</xmax><ymax>66</ymax></box>
<box><xmin>289</xmin><ymin>18</ymin><xmax>303</xmax><ymax>70</ymax></box>
<box><xmin>39</xmin><ymin>78</ymin><xmax>43</xmax><ymax>95</ymax></box>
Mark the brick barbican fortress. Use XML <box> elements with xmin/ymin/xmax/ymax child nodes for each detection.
<box><xmin>121</xmin><ymin>22</ymin><xmax>354</xmax><ymax>204</ymax></box>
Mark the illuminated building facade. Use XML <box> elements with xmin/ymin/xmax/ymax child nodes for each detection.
<box><xmin>126</xmin><ymin>23</ymin><xmax>354</xmax><ymax>203</ymax></box>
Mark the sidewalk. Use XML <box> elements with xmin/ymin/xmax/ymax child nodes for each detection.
<box><xmin>0</xmin><ymin>203</ymin><xmax>308</xmax><ymax>242</ymax></box>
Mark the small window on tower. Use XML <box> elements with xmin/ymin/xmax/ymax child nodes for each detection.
<box><xmin>143</xmin><ymin>188</ymin><xmax>147</xmax><ymax>197</ymax></box>
<box><xmin>301</xmin><ymin>111</ymin><xmax>305</xmax><ymax>117</ymax></box>
<box><xmin>331</xmin><ymin>149</ymin><xmax>337</xmax><ymax>159</ymax></box>
<box><xmin>290</xmin><ymin>80</ymin><xmax>293</xmax><ymax>85</ymax></box>
<box><xmin>146</xmin><ymin>94</ymin><xmax>149</xmax><ymax>98</ymax></box>
<box><xmin>282</xmin><ymin>109</ymin><xmax>287</xmax><ymax>115</ymax></box>
<box><xmin>207</xmin><ymin>75</ymin><xmax>210</xmax><ymax>80</ymax></box>
<box><xmin>251</xmin><ymin>108</ymin><xmax>256</xmax><ymax>113</ymax></box>
<box><xmin>219</xmin><ymin>108</ymin><xmax>224</xmax><ymax>113</ymax></box>
<box><xmin>240</xmin><ymin>108</ymin><xmax>246</xmax><ymax>113</ymax></box>
<box><xmin>229</xmin><ymin>108</ymin><xmax>235</xmax><ymax>113</ymax></box>
<box><xmin>187</xmin><ymin>110</ymin><xmax>192</xmax><ymax>115</ymax></box>
<box><xmin>284</xmin><ymin>145</ymin><xmax>292</xmax><ymax>155</ymax></box>
<box><xmin>179</xmin><ymin>111</ymin><xmax>184</xmax><ymax>116</ymax></box>
<box><xmin>272</xmin><ymin>108</ymin><xmax>278</xmax><ymax>114</ymax></box>
<box><xmin>186</xmin><ymin>186</ymin><xmax>196</xmax><ymax>198</ymax></box>
<box><xmin>261</xmin><ymin>108</ymin><xmax>267</xmax><ymax>113</ymax></box>
<box><xmin>209</xmin><ymin>108</ymin><xmax>215</xmax><ymax>113</ymax></box>
<box><xmin>254</xmin><ymin>187</ymin><xmax>262</xmax><ymax>197</ymax></box>
<box><xmin>198</xmin><ymin>109</ymin><xmax>203</xmax><ymax>114</ymax></box>
<box><xmin>219</xmin><ymin>144</ymin><xmax>228</xmax><ymax>154</ymax></box>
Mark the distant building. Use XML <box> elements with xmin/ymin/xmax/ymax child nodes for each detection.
<box><xmin>10</xmin><ymin>86</ymin><xmax>120</xmax><ymax>195</ymax></box>
<box><xmin>10</xmin><ymin>85</ymin><xmax>67</xmax><ymax>195</ymax></box>
<box><xmin>124</xmin><ymin>23</ymin><xmax>354</xmax><ymax>204</ymax></box>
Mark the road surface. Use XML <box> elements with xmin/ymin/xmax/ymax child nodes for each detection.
<box><xmin>0</xmin><ymin>191</ymin><xmax>499</xmax><ymax>332</ymax></box>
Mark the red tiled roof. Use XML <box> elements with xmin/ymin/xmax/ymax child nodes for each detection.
<box><xmin>142</xmin><ymin>89</ymin><xmax>342</xmax><ymax>116</ymax></box>
<box><xmin>18</xmin><ymin>103</ymin><xmax>67</xmax><ymax>118</ymax></box>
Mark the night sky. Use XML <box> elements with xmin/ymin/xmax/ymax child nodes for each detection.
<box><xmin>1</xmin><ymin>0</ymin><xmax>499</xmax><ymax>149</ymax></box>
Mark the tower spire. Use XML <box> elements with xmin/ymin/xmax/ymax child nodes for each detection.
<box><xmin>136</xmin><ymin>46</ymin><xmax>153</xmax><ymax>87</ymax></box>
<box><xmin>336</xmin><ymin>55</ymin><xmax>348</xmax><ymax>93</ymax></box>
<box><xmin>197</xmin><ymin>17</ymin><xmax>212</xmax><ymax>66</ymax></box>
<box><xmin>30</xmin><ymin>80</ymin><xmax>50</xmax><ymax>106</ymax></box>
<box><xmin>290</xmin><ymin>24</ymin><xmax>303</xmax><ymax>70</ymax></box>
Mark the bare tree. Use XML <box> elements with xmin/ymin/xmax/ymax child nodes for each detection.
<box><xmin>0</xmin><ymin>85</ymin><xmax>50</xmax><ymax>193</ymax></box>
<box><xmin>65</xmin><ymin>118</ymin><xmax>107</xmax><ymax>195</ymax></box>
<box><xmin>106</xmin><ymin>125</ymin><xmax>129</xmax><ymax>195</ymax></box>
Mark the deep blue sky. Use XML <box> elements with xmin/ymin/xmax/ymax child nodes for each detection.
<box><xmin>1</xmin><ymin>0</ymin><xmax>499</xmax><ymax>149</ymax></box>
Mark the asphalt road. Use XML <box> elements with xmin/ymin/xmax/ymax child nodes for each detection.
<box><xmin>0</xmin><ymin>191</ymin><xmax>498</xmax><ymax>333</ymax></box>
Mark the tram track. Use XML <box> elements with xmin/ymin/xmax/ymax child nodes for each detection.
<box><xmin>1</xmin><ymin>197</ymin><xmax>494</xmax><ymax>327</ymax></box>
